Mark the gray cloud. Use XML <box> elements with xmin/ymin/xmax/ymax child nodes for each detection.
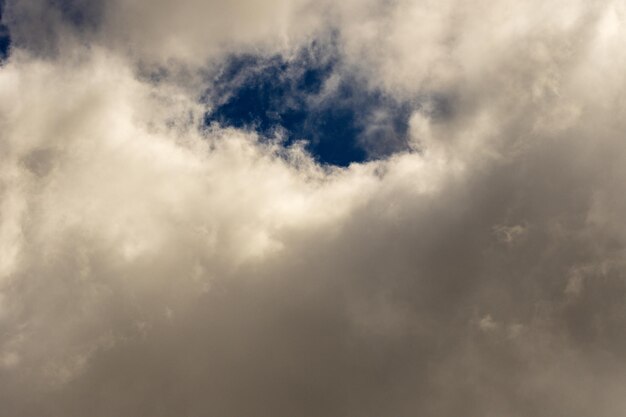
<box><xmin>1</xmin><ymin>1</ymin><xmax>626</xmax><ymax>416</ymax></box>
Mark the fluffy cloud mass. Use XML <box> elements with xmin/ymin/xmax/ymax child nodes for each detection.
<box><xmin>1</xmin><ymin>0</ymin><xmax>626</xmax><ymax>416</ymax></box>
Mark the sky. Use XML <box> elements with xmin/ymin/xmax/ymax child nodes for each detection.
<box><xmin>1</xmin><ymin>0</ymin><xmax>626</xmax><ymax>416</ymax></box>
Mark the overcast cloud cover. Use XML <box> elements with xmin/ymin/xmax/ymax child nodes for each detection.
<box><xmin>1</xmin><ymin>0</ymin><xmax>626</xmax><ymax>415</ymax></box>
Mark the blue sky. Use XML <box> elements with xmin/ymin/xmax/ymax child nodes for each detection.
<box><xmin>204</xmin><ymin>47</ymin><xmax>413</xmax><ymax>166</ymax></box>
<box><xmin>0</xmin><ymin>0</ymin><xmax>10</xmax><ymax>60</ymax></box>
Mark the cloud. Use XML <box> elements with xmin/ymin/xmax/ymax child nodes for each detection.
<box><xmin>1</xmin><ymin>1</ymin><xmax>626</xmax><ymax>416</ymax></box>
<box><xmin>4</xmin><ymin>0</ymin><xmax>327</xmax><ymax>65</ymax></box>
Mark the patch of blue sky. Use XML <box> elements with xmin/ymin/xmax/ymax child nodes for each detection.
<box><xmin>203</xmin><ymin>42</ymin><xmax>413</xmax><ymax>167</ymax></box>
<box><xmin>0</xmin><ymin>0</ymin><xmax>10</xmax><ymax>60</ymax></box>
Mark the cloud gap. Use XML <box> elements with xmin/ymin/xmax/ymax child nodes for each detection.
<box><xmin>203</xmin><ymin>41</ymin><xmax>414</xmax><ymax>166</ymax></box>
<box><xmin>0</xmin><ymin>0</ymin><xmax>10</xmax><ymax>61</ymax></box>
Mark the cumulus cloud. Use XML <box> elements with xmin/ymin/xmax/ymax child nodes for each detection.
<box><xmin>1</xmin><ymin>0</ymin><xmax>626</xmax><ymax>416</ymax></box>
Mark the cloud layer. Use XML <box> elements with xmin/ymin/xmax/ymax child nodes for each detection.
<box><xmin>2</xmin><ymin>0</ymin><xmax>626</xmax><ymax>416</ymax></box>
